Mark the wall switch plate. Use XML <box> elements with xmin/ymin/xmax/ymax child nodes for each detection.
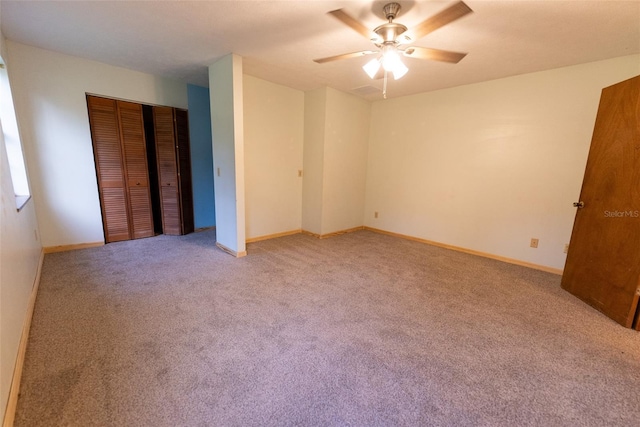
<box><xmin>530</xmin><ymin>238</ymin><xmax>539</xmax><ymax>248</ymax></box>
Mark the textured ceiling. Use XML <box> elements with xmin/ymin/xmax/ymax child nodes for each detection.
<box><xmin>2</xmin><ymin>1</ymin><xmax>639</xmax><ymax>100</ymax></box>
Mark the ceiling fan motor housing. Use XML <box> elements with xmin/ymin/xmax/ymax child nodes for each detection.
<box><xmin>374</xmin><ymin>22</ymin><xmax>408</xmax><ymax>43</ymax></box>
<box><xmin>383</xmin><ymin>2</ymin><xmax>401</xmax><ymax>20</ymax></box>
<box><xmin>375</xmin><ymin>3</ymin><xmax>408</xmax><ymax>44</ymax></box>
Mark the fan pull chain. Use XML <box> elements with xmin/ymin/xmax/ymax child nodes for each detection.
<box><xmin>383</xmin><ymin>70</ymin><xmax>388</xmax><ymax>99</ymax></box>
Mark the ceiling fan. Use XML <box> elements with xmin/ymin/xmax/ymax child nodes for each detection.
<box><xmin>313</xmin><ymin>1</ymin><xmax>473</xmax><ymax>96</ymax></box>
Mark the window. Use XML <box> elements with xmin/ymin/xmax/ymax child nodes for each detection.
<box><xmin>0</xmin><ymin>55</ymin><xmax>31</xmax><ymax>210</ymax></box>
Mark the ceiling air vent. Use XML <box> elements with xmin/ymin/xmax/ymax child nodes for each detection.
<box><xmin>351</xmin><ymin>85</ymin><xmax>381</xmax><ymax>96</ymax></box>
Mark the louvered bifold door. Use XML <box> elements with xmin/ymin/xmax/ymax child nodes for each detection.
<box><xmin>117</xmin><ymin>101</ymin><xmax>155</xmax><ymax>239</ymax></box>
<box><xmin>88</xmin><ymin>96</ymin><xmax>131</xmax><ymax>242</ymax></box>
<box><xmin>174</xmin><ymin>108</ymin><xmax>194</xmax><ymax>235</ymax></box>
<box><xmin>154</xmin><ymin>106</ymin><xmax>182</xmax><ymax>235</ymax></box>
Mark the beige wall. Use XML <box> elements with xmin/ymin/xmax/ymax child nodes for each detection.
<box><xmin>365</xmin><ymin>54</ymin><xmax>640</xmax><ymax>270</ymax></box>
<box><xmin>302</xmin><ymin>87</ymin><xmax>371</xmax><ymax>235</ymax></box>
<box><xmin>209</xmin><ymin>54</ymin><xmax>246</xmax><ymax>254</ymax></box>
<box><xmin>321</xmin><ymin>88</ymin><xmax>370</xmax><ymax>234</ymax></box>
<box><xmin>244</xmin><ymin>75</ymin><xmax>304</xmax><ymax>239</ymax></box>
<box><xmin>7</xmin><ymin>41</ymin><xmax>188</xmax><ymax>248</ymax></box>
<box><xmin>301</xmin><ymin>88</ymin><xmax>326</xmax><ymax>235</ymax></box>
<box><xmin>0</xmin><ymin>32</ymin><xmax>42</xmax><ymax>423</ymax></box>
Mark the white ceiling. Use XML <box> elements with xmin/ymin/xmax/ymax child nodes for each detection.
<box><xmin>2</xmin><ymin>1</ymin><xmax>639</xmax><ymax>100</ymax></box>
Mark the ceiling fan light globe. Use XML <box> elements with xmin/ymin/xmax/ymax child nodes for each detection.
<box><xmin>381</xmin><ymin>49</ymin><xmax>400</xmax><ymax>71</ymax></box>
<box><xmin>392</xmin><ymin>61</ymin><xmax>408</xmax><ymax>80</ymax></box>
<box><xmin>381</xmin><ymin>49</ymin><xmax>407</xmax><ymax>76</ymax></box>
<box><xmin>363</xmin><ymin>58</ymin><xmax>381</xmax><ymax>79</ymax></box>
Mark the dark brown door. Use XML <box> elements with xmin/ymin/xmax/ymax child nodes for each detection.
<box><xmin>175</xmin><ymin>108</ymin><xmax>194</xmax><ymax>235</ymax></box>
<box><xmin>154</xmin><ymin>106</ymin><xmax>182</xmax><ymax>235</ymax></box>
<box><xmin>118</xmin><ymin>101</ymin><xmax>154</xmax><ymax>239</ymax></box>
<box><xmin>561</xmin><ymin>75</ymin><xmax>640</xmax><ymax>329</ymax></box>
<box><xmin>88</xmin><ymin>96</ymin><xmax>131</xmax><ymax>242</ymax></box>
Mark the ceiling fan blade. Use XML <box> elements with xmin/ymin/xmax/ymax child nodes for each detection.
<box><xmin>328</xmin><ymin>9</ymin><xmax>373</xmax><ymax>39</ymax></box>
<box><xmin>313</xmin><ymin>50</ymin><xmax>377</xmax><ymax>64</ymax></box>
<box><xmin>410</xmin><ymin>1</ymin><xmax>473</xmax><ymax>40</ymax></box>
<box><xmin>403</xmin><ymin>47</ymin><xmax>467</xmax><ymax>63</ymax></box>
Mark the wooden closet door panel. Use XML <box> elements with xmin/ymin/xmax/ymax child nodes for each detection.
<box><xmin>160</xmin><ymin>186</ymin><xmax>181</xmax><ymax>235</ymax></box>
<box><xmin>129</xmin><ymin>186</ymin><xmax>154</xmax><ymax>238</ymax></box>
<box><xmin>118</xmin><ymin>101</ymin><xmax>154</xmax><ymax>239</ymax></box>
<box><xmin>87</xmin><ymin>96</ymin><xmax>131</xmax><ymax>242</ymax></box>
<box><xmin>174</xmin><ymin>108</ymin><xmax>194</xmax><ymax>234</ymax></box>
<box><xmin>101</xmin><ymin>188</ymin><xmax>130</xmax><ymax>242</ymax></box>
<box><xmin>153</xmin><ymin>106</ymin><xmax>181</xmax><ymax>235</ymax></box>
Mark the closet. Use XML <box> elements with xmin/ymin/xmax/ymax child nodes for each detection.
<box><xmin>87</xmin><ymin>95</ymin><xmax>194</xmax><ymax>243</ymax></box>
<box><xmin>153</xmin><ymin>106</ymin><xmax>194</xmax><ymax>236</ymax></box>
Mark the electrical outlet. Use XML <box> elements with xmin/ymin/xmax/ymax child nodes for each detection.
<box><xmin>530</xmin><ymin>238</ymin><xmax>539</xmax><ymax>248</ymax></box>
<box><xmin>564</xmin><ymin>243</ymin><xmax>569</xmax><ymax>253</ymax></box>
<box><xmin>374</xmin><ymin>212</ymin><xmax>379</xmax><ymax>219</ymax></box>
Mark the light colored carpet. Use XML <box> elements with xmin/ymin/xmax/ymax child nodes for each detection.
<box><xmin>14</xmin><ymin>229</ymin><xmax>640</xmax><ymax>426</ymax></box>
